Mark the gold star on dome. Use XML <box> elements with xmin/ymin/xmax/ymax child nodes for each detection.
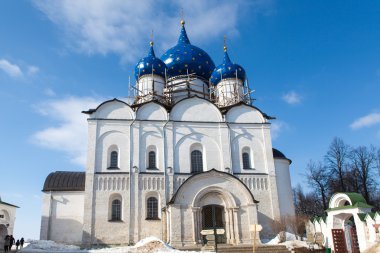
<box><xmin>176</xmin><ymin>57</ymin><xmax>180</xmax><ymax>61</ymax></box>
<box><xmin>192</xmin><ymin>57</ymin><xmax>195</xmax><ymax>61</ymax></box>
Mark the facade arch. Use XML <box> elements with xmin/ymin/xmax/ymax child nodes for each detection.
<box><xmin>174</xmin><ymin>133</ymin><xmax>221</xmax><ymax>173</ymax></box>
<box><xmin>231</xmin><ymin>134</ymin><xmax>264</xmax><ymax>173</ymax></box>
<box><xmin>96</xmin><ymin>131</ymin><xmax>128</xmax><ymax>172</ymax></box>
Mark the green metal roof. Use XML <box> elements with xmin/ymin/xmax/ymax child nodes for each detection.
<box><xmin>343</xmin><ymin>192</ymin><xmax>368</xmax><ymax>205</ymax></box>
<box><xmin>326</xmin><ymin>201</ymin><xmax>373</xmax><ymax>212</ymax></box>
<box><xmin>327</xmin><ymin>192</ymin><xmax>373</xmax><ymax>212</ymax></box>
<box><xmin>357</xmin><ymin>213</ymin><xmax>367</xmax><ymax>222</ymax></box>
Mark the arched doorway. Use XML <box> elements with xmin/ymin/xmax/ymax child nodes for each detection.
<box><xmin>202</xmin><ymin>205</ymin><xmax>226</xmax><ymax>243</ymax></box>
<box><xmin>0</xmin><ymin>224</ymin><xmax>8</xmax><ymax>249</ymax></box>
<box><xmin>344</xmin><ymin>216</ymin><xmax>360</xmax><ymax>253</ymax></box>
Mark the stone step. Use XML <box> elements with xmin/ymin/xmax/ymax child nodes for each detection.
<box><xmin>176</xmin><ymin>244</ymin><xmax>291</xmax><ymax>253</ymax></box>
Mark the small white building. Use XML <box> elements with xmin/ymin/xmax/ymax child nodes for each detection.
<box><xmin>40</xmin><ymin>20</ymin><xmax>295</xmax><ymax>247</ymax></box>
<box><xmin>308</xmin><ymin>192</ymin><xmax>380</xmax><ymax>252</ymax></box>
<box><xmin>0</xmin><ymin>197</ymin><xmax>18</xmax><ymax>248</ymax></box>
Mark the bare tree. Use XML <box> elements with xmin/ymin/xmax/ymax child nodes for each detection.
<box><xmin>377</xmin><ymin>148</ymin><xmax>380</xmax><ymax>176</ymax></box>
<box><xmin>269</xmin><ymin>216</ymin><xmax>287</xmax><ymax>243</ymax></box>
<box><xmin>349</xmin><ymin>145</ymin><xmax>377</xmax><ymax>203</ymax></box>
<box><xmin>305</xmin><ymin>160</ymin><xmax>329</xmax><ymax>209</ymax></box>
<box><xmin>325</xmin><ymin>137</ymin><xmax>350</xmax><ymax>192</ymax></box>
<box><xmin>293</xmin><ymin>185</ymin><xmax>325</xmax><ymax>217</ymax></box>
<box><xmin>286</xmin><ymin>214</ymin><xmax>308</xmax><ymax>240</ymax></box>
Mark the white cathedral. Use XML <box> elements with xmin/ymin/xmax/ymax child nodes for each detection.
<box><xmin>40</xmin><ymin>20</ymin><xmax>295</xmax><ymax>248</ymax></box>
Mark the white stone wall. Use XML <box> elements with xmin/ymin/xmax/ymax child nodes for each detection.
<box><xmin>274</xmin><ymin>159</ymin><xmax>295</xmax><ymax>217</ymax></box>
<box><xmin>47</xmin><ymin>97</ymin><xmax>290</xmax><ymax>246</ymax></box>
<box><xmin>40</xmin><ymin>192</ymin><xmax>84</xmax><ymax>244</ymax></box>
<box><xmin>0</xmin><ymin>202</ymin><xmax>17</xmax><ymax>241</ymax></box>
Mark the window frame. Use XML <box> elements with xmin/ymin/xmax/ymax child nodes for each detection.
<box><xmin>242</xmin><ymin>152</ymin><xmax>251</xmax><ymax>170</ymax></box>
<box><xmin>191</xmin><ymin>150</ymin><xmax>203</xmax><ymax>173</ymax></box>
<box><xmin>110</xmin><ymin>199</ymin><xmax>122</xmax><ymax>222</ymax></box>
<box><xmin>147</xmin><ymin>151</ymin><xmax>157</xmax><ymax>169</ymax></box>
<box><xmin>146</xmin><ymin>197</ymin><xmax>159</xmax><ymax>220</ymax></box>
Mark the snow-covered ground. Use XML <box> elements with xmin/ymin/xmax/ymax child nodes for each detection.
<box><xmin>18</xmin><ymin>233</ymin><xmax>314</xmax><ymax>253</ymax></box>
<box><xmin>18</xmin><ymin>237</ymin><xmax>210</xmax><ymax>253</ymax></box>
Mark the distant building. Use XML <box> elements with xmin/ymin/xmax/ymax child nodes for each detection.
<box><xmin>40</xmin><ymin>20</ymin><xmax>295</xmax><ymax>247</ymax></box>
<box><xmin>0</xmin><ymin>197</ymin><xmax>18</xmax><ymax>247</ymax></box>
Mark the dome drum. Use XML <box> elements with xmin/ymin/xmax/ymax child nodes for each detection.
<box><xmin>165</xmin><ymin>74</ymin><xmax>209</xmax><ymax>103</ymax></box>
<box><xmin>214</xmin><ymin>78</ymin><xmax>245</xmax><ymax>107</ymax></box>
<box><xmin>136</xmin><ymin>75</ymin><xmax>166</xmax><ymax>104</ymax></box>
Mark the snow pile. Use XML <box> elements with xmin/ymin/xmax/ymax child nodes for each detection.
<box><xmin>265</xmin><ymin>232</ymin><xmax>297</xmax><ymax>245</ymax></box>
<box><xmin>20</xmin><ymin>240</ymin><xmax>80</xmax><ymax>252</ymax></box>
<box><xmin>264</xmin><ymin>232</ymin><xmax>308</xmax><ymax>250</ymax></box>
<box><xmin>19</xmin><ymin>237</ymin><xmax>207</xmax><ymax>253</ymax></box>
<box><xmin>364</xmin><ymin>243</ymin><xmax>380</xmax><ymax>253</ymax></box>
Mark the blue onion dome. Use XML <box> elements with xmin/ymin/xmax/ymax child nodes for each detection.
<box><xmin>161</xmin><ymin>20</ymin><xmax>215</xmax><ymax>80</ymax></box>
<box><xmin>134</xmin><ymin>41</ymin><xmax>167</xmax><ymax>80</ymax></box>
<box><xmin>210</xmin><ymin>44</ymin><xmax>246</xmax><ymax>86</ymax></box>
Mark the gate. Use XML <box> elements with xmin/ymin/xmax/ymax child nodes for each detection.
<box><xmin>350</xmin><ymin>227</ymin><xmax>360</xmax><ymax>253</ymax></box>
<box><xmin>332</xmin><ymin>229</ymin><xmax>347</xmax><ymax>253</ymax></box>
<box><xmin>202</xmin><ymin>205</ymin><xmax>226</xmax><ymax>244</ymax></box>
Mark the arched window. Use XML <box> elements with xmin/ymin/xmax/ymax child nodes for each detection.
<box><xmin>147</xmin><ymin>197</ymin><xmax>158</xmax><ymax>219</ymax></box>
<box><xmin>191</xmin><ymin>150</ymin><xmax>203</xmax><ymax>173</ymax></box>
<box><xmin>148</xmin><ymin>151</ymin><xmax>156</xmax><ymax>169</ymax></box>
<box><xmin>242</xmin><ymin>152</ymin><xmax>250</xmax><ymax>169</ymax></box>
<box><xmin>111</xmin><ymin>199</ymin><xmax>121</xmax><ymax>221</ymax></box>
<box><xmin>110</xmin><ymin>151</ymin><xmax>118</xmax><ymax>168</ymax></box>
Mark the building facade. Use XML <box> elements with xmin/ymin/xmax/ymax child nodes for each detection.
<box><xmin>0</xmin><ymin>197</ymin><xmax>18</xmax><ymax>248</ymax></box>
<box><xmin>40</xmin><ymin>20</ymin><xmax>295</xmax><ymax>247</ymax></box>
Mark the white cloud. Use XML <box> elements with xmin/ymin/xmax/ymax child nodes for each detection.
<box><xmin>44</xmin><ymin>88</ymin><xmax>56</xmax><ymax>97</ymax></box>
<box><xmin>350</xmin><ymin>112</ymin><xmax>380</xmax><ymax>130</ymax></box>
<box><xmin>282</xmin><ymin>91</ymin><xmax>301</xmax><ymax>105</ymax></box>
<box><xmin>0</xmin><ymin>59</ymin><xmax>23</xmax><ymax>77</ymax></box>
<box><xmin>33</xmin><ymin>0</ymin><xmax>275</xmax><ymax>63</ymax></box>
<box><xmin>271</xmin><ymin>121</ymin><xmax>286</xmax><ymax>140</ymax></box>
<box><xmin>28</xmin><ymin>65</ymin><xmax>40</xmax><ymax>75</ymax></box>
<box><xmin>32</xmin><ymin>96</ymin><xmax>102</xmax><ymax>166</ymax></box>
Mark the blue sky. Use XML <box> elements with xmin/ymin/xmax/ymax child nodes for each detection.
<box><xmin>1</xmin><ymin>0</ymin><xmax>379</xmax><ymax>240</ymax></box>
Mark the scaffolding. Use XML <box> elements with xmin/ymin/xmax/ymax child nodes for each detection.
<box><xmin>128</xmin><ymin>70</ymin><xmax>254</xmax><ymax>108</ymax></box>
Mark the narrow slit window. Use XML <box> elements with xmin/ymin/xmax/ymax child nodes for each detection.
<box><xmin>148</xmin><ymin>151</ymin><xmax>156</xmax><ymax>169</ymax></box>
<box><xmin>110</xmin><ymin>151</ymin><xmax>118</xmax><ymax>168</ymax></box>
<box><xmin>242</xmin><ymin>152</ymin><xmax>250</xmax><ymax>169</ymax></box>
<box><xmin>191</xmin><ymin>150</ymin><xmax>203</xmax><ymax>173</ymax></box>
<box><xmin>111</xmin><ymin>199</ymin><xmax>121</xmax><ymax>221</ymax></box>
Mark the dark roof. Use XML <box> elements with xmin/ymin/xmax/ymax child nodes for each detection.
<box><xmin>272</xmin><ymin>148</ymin><xmax>292</xmax><ymax>164</ymax></box>
<box><xmin>0</xmin><ymin>199</ymin><xmax>19</xmax><ymax>208</ymax></box>
<box><xmin>82</xmin><ymin>98</ymin><xmax>129</xmax><ymax>114</ymax></box>
<box><xmin>43</xmin><ymin>171</ymin><xmax>85</xmax><ymax>192</ymax></box>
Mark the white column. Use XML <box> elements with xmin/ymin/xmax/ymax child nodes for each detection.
<box><xmin>224</xmin><ymin>209</ymin><xmax>231</xmax><ymax>244</ymax></box>
<box><xmin>233</xmin><ymin>208</ymin><xmax>241</xmax><ymax>244</ymax></box>
<box><xmin>228</xmin><ymin>208</ymin><xmax>235</xmax><ymax>244</ymax></box>
<box><xmin>192</xmin><ymin>207</ymin><xmax>201</xmax><ymax>244</ymax></box>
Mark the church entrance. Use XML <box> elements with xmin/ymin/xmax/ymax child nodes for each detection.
<box><xmin>202</xmin><ymin>205</ymin><xmax>226</xmax><ymax>244</ymax></box>
<box><xmin>0</xmin><ymin>224</ymin><xmax>8</xmax><ymax>249</ymax></box>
